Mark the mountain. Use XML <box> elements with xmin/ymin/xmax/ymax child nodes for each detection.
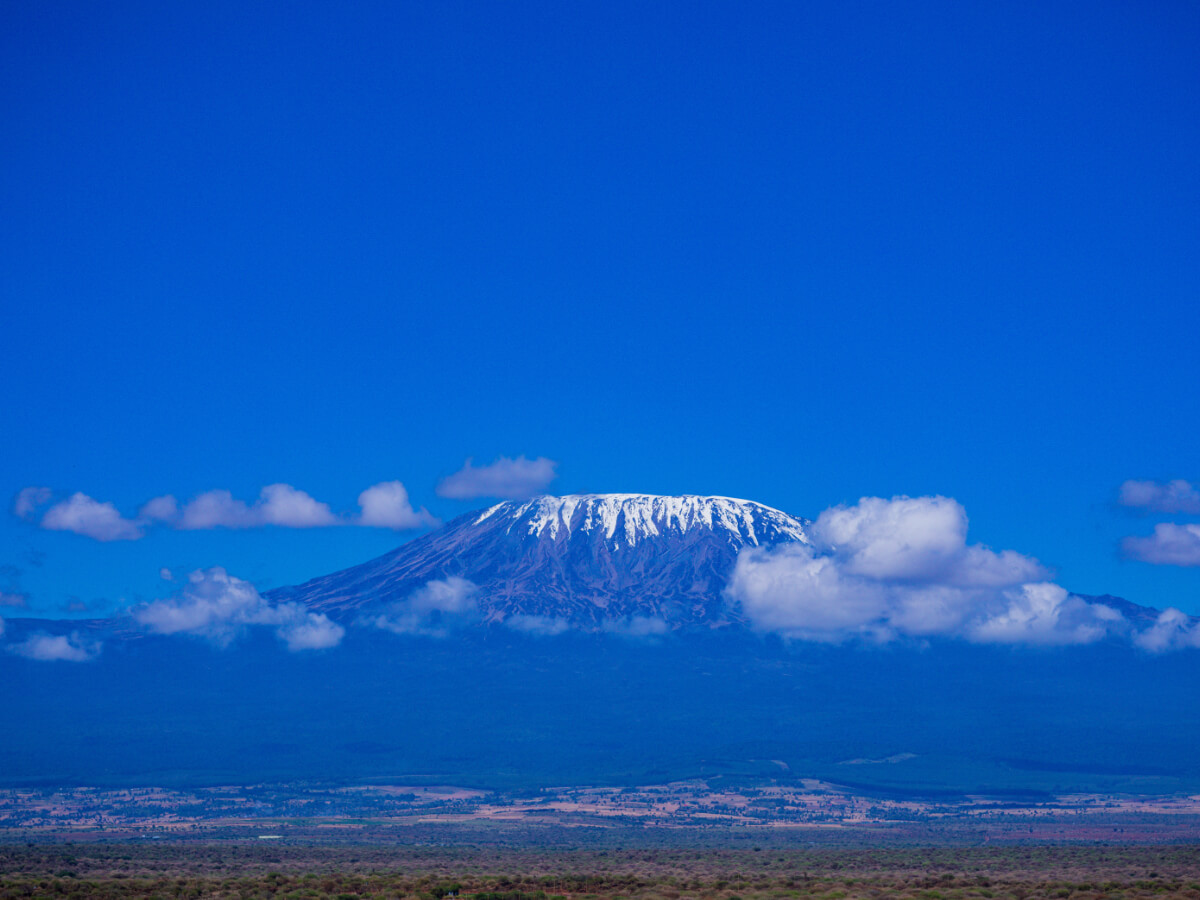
<box><xmin>7</xmin><ymin>495</ymin><xmax>1200</xmax><ymax>795</ymax></box>
<box><xmin>267</xmin><ymin>494</ymin><xmax>810</xmax><ymax>628</ymax></box>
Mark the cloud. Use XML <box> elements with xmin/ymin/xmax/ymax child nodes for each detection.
<box><xmin>168</xmin><ymin>484</ymin><xmax>339</xmax><ymax>530</ymax></box>
<box><xmin>1133</xmin><ymin>608</ymin><xmax>1200</xmax><ymax>652</ymax></box>
<box><xmin>1122</xmin><ymin>523</ymin><xmax>1200</xmax><ymax>567</ymax></box>
<box><xmin>26</xmin><ymin>480</ymin><xmax>437</xmax><ymax>540</ymax></box>
<box><xmin>357</xmin><ymin>481</ymin><xmax>438</xmax><ymax>529</ymax></box>
<box><xmin>132</xmin><ymin>567</ymin><xmax>344</xmax><ymax>651</ymax></box>
<box><xmin>437</xmin><ymin>456</ymin><xmax>558</xmax><ymax>500</ymax></box>
<box><xmin>727</xmin><ymin>495</ymin><xmax>1119</xmax><ymax>646</ymax></box>
<box><xmin>8</xmin><ymin>632</ymin><xmax>100</xmax><ymax>662</ymax></box>
<box><xmin>366</xmin><ymin>576</ymin><xmax>480</xmax><ymax>637</ymax></box>
<box><xmin>1119</xmin><ymin>479</ymin><xmax>1200</xmax><ymax>515</ymax></box>
<box><xmin>13</xmin><ymin>487</ymin><xmax>51</xmax><ymax>520</ymax></box>
<box><xmin>40</xmin><ymin>493</ymin><xmax>144</xmax><ymax>541</ymax></box>
<box><xmin>504</xmin><ymin>614</ymin><xmax>572</xmax><ymax>636</ymax></box>
<box><xmin>139</xmin><ymin>495</ymin><xmax>180</xmax><ymax>523</ymax></box>
<box><xmin>0</xmin><ymin>591</ymin><xmax>27</xmax><ymax>608</ymax></box>
<box><xmin>810</xmin><ymin>495</ymin><xmax>1048</xmax><ymax>586</ymax></box>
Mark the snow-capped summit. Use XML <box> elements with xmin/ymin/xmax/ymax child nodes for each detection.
<box><xmin>268</xmin><ymin>493</ymin><xmax>810</xmax><ymax>628</ymax></box>
<box><xmin>475</xmin><ymin>493</ymin><xmax>809</xmax><ymax>546</ymax></box>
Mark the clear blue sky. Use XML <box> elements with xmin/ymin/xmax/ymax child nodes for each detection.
<box><xmin>3</xmin><ymin>1</ymin><xmax>1199</xmax><ymax>616</ymax></box>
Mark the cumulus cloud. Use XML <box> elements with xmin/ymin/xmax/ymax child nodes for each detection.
<box><xmin>13</xmin><ymin>487</ymin><xmax>51</xmax><ymax>520</ymax></box>
<box><xmin>1122</xmin><ymin>523</ymin><xmax>1200</xmax><ymax>567</ymax></box>
<box><xmin>366</xmin><ymin>576</ymin><xmax>480</xmax><ymax>637</ymax></box>
<box><xmin>1120</xmin><ymin>479</ymin><xmax>1200</xmax><ymax>515</ymax></box>
<box><xmin>1133</xmin><ymin>608</ymin><xmax>1200</xmax><ymax>653</ymax></box>
<box><xmin>40</xmin><ymin>493</ymin><xmax>144</xmax><ymax>541</ymax></box>
<box><xmin>132</xmin><ymin>567</ymin><xmax>344</xmax><ymax>651</ymax></box>
<box><xmin>24</xmin><ymin>480</ymin><xmax>437</xmax><ymax>540</ymax></box>
<box><xmin>8</xmin><ymin>632</ymin><xmax>101</xmax><ymax>662</ymax></box>
<box><xmin>437</xmin><ymin>456</ymin><xmax>558</xmax><ymax>500</ymax></box>
<box><xmin>165</xmin><ymin>484</ymin><xmax>339</xmax><ymax>530</ymax></box>
<box><xmin>357</xmin><ymin>481</ymin><xmax>438</xmax><ymax>529</ymax></box>
<box><xmin>727</xmin><ymin>495</ymin><xmax>1118</xmax><ymax>646</ymax></box>
<box><xmin>810</xmin><ymin>495</ymin><xmax>1048</xmax><ymax>586</ymax></box>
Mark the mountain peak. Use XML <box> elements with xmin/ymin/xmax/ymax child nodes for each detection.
<box><xmin>269</xmin><ymin>493</ymin><xmax>811</xmax><ymax>627</ymax></box>
<box><xmin>474</xmin><ymin>493</ymin><xmax>810</xmax><ymax>547</ymax></box>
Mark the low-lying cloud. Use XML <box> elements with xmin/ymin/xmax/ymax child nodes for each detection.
<box><xmin>1134</xmin><ymin>607</ymin><xmax>1200</xmax><ymax>652</ymax></box>
<box><xmin>8</xmin><ymin>631</ymin><xmax>101</xmax><ymax>662</ymax></box>
<box><xmin>437</xmin><ymin>456</ymin><xmax>558</xmax><ymax>500</ymax></box>
<box><xmin>365</xmin><ymin>576</ymin><xmax>481</xmax><ymax>637</ymax></box>
<box><xmin>1122</xmin><ymin>523</ymin><xmax>1200</xmax><ymax>567</ymax></box>
<box><xmin>727</xmin><ymin>495</ymin><xmax>1123</xmax><ymax>646</ymax></box>
<box><xmin>1120</xmin><ymin>479</ymin><xmax>1200</xmax><ymax>515</ymax></box>
<box><xmin>132</xmin><ymin>567</ymin><xmax>344</xmax><ymax>651</ymax></box>
<box><xmin>20</xmin><ymin>481</ymin><xmax>437</xmax><ymax>541</ymax></box>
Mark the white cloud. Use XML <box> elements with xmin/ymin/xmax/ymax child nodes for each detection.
<box><xmin>727</xmin><ymin>495</ymin><xmax>1118</xmax><ymax>646</ymax></box>
<box><xmin>275</xmin><ymin>613</ymin><xmax>345</xmax><ymax>651</ymax></box>
<box><xmin>366</xmin><ymin>576</ymin><xmax>480</xmax><ymax>637</ymax></box>
<box><xmin>31</xmin><ymin>481</ymin><xmax>436</xmax><ymax>540</ymax></box>
<box><xmin>132</xmin><ymin>567</ymin><xmax>344</xmax><ymax>651</ymax></box>
<box><xmin>437</xmin><ymin>456</ymin><xmax>558</xmax><ymax>500</ymax></box>
<box><xmin>40</xmin><ymin>493</ymin><xmax>144</xmax><ymax>541</ymax></box>
<box><xmin>0</xmin><ymin>616</ymin><xmax>4</xmax><ymax>639</ymax></box>
<box><xmin>966</xmin><ymin>583</ymin><xmax>1122</xmax><ymax>646</ymax></box>
<box><xmin>173</xmin><ymin>484</ymin><xmax>339</xmax><ymax>530</ymax></box>
<box><xmin>13</xmin><ymin>486</ymin><xmax>51</xmax><ymax>520</ymax></box>
<box><xmin>1119</xmin><ymin>479</ymin><xmax>1200</xmax><ymax>515</ymax></box>
<box><xmin>810</xmin><ymin>495</ymin><xmax>1048</xmax><ymax>586</ymax></box>
<box><xmin>0</xmin><ymin>591</ymin><xmax>27</xmax><ymax>608</ymax></box>
<box><xmin>1133</xmin><ymin>607</ymin><xmax>1200</xmax><ymax>653</ymax></box>
<box><xmin>8</xmin><ymin>632</ymin><xmax>100</xmax><ymax>662</ymax></box>
<box><xmin>357</xmin><ymin>481</ymin><xmax>438</xmax><ymax>530</ymax></box>
<box><xmin>140</xmin><ymin>495</ymin><xmax>180</xmax><ymax>522</ymax></box>
<box><xmin>159</xmin><ymin>567</ymin><xmax>173</xmax><ymax>581</ymax></box>
<box><xmin>505</xmin><ymin>614</ymin><xmax>572</xmax><ymax>636</ymax></box>
<box><xmin>1122</xmin><ymin>523</ymin><xmax>1200</xmax><ymax>567</ymax></box>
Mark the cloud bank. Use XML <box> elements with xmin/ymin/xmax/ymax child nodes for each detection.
<box><xmin>132</xmin><ymin>567</ymin><xmax>344</xmax><ymax>651</ymax></box>
<box><xmin>20</xmin><ymin>481</ymin><xmax>437</xmax><ymax>540</ymax></box>
<box><xmin>437</xmin><ymin>456</ymin><xmax>558</xmax><ymax>500</ymax></box>
<box><xmin>727</xmin><ymin>495</ymin><xmax>1122</xmax><ymax>646</ymax></box>
<box><xmin>1120</xmin><ymin>479</ymin><xmax>1200</xmax><ymax>515</ymax></box>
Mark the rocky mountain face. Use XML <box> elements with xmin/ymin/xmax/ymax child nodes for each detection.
<box><xmin>267</xmin><ymin>494</ymin><xmax>810</xmax><ymax>628</ymax></box>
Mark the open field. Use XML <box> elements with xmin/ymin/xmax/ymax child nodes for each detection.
<box><xmin>3</xmin><ymin>844</ymin><xmax>1200</xmax><ymax>900</ymax></box>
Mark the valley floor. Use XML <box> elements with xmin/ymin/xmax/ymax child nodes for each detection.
<box><xmin>4</xmin><ymin>782</ymin><xmax>1200</xmax><ymax>846</ymax></box>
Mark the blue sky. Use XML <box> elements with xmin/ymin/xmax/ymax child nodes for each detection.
<box><xmin>3</xmin><ymin>0</ymin><xmax>1199</xmax><ymax>619</ymax></box>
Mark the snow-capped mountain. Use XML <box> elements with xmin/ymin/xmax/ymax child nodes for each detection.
<box><xmin>267</xmin><ymin>494</ymin><xmax>810</xmax><ymax>627</ymax></box>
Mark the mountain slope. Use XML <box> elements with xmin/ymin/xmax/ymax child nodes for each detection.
<box><xmin>267</xmin><ymin>494</ymin><xmax>810</xmax><ymax>627</ymax></box>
